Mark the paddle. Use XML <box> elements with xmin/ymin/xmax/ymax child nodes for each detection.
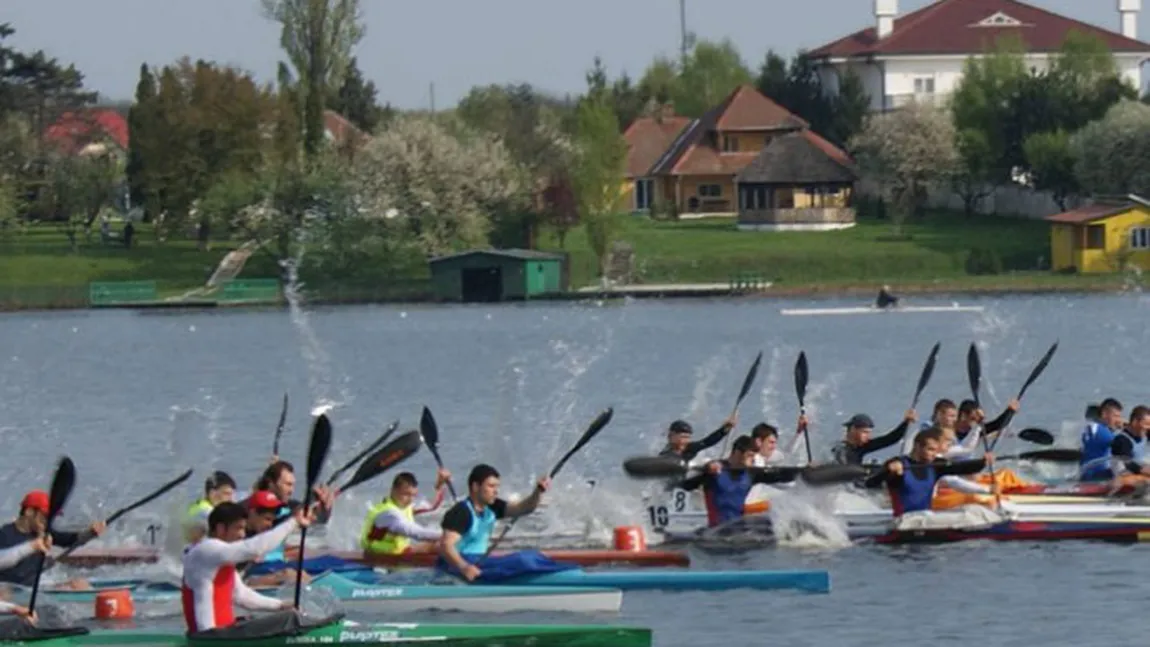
<box><xmin>997</xmin><ymin>448</ymin><xmax>1081</xmax><ymax>462</ymax></box>
<box><xmin>56</xmin><ymin>468</ymin><xmax>194</xmax><ymax>561</ymax></box>
<box><xmin>336</xmin><ymin>429</ymin><xmax>423</xmax><ymax>493</ymax></box>
<box><xmin>966</xmin><ymin>343</ymin><xmax>1001</xmax><ymax>505</ymax></box>
<box><xmin>912</xmin><ymin>342</ymin><xmax>941</xmax><ymax>410</ymax></box>
<box><xmin>990</xmin><ymin>342</ymin><xmax>1059</xmax><ymax>450</ymax></box>
<box><xmin>795</xmin><ymin>352</ymin><xmax>811</xmax><ymax>463</ymax></box>
<box><xmin>420</xmin><ymin>406</ymin><xmax>458</xmax><ymax>501</ymax></box>
<box><xmin>272</xmin><ymin>392</ymin><xmax>289</xmax><ymax>457</ymax></box>
<box><xmin>325</xmin><ymin>420</ymin><xmax>400</xmax><ymax>487</ymax></box>
<box><xmin>719</xmin><ymin>352</ymin><xmax>763</xmax><ymax>454</ymax></box>
<box><xmin>1017</xmin><ymin>428</ymin><xmax>1055</xmax><ymax>446</ymax></box>
<box><xmin>621</xmin><ymin>455</ymin><xmax>869</xmax><ymax>486</ymax></box>
<box><xmin>293</xmin><ymin>415</ymin><xmax>332</xmax><ymax>610</ymax></box>
<box><xmin>28</xmin><ymin>457</ymin><xmax>76</xmax><ymax>616</ymax></box>
<box><xmin>483</xmin><ymin>408</ymin><xmax>614</xmax><ymax>558</ymax></box>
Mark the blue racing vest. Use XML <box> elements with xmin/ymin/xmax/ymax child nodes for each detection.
<box><xmin>892</xmin><ymin>457</ymin><xmax>937</xmax><ymax>515</ymax></box>
<box><xmin>705</xmin><ymin>468</ymin><xmax>754</xmax><ymax>526</ymax></box>
<box><xmin>1080</xmin><ymin>422</ymin><xmax>1117</xmax><ymax>481</ymax></box>
<box><xmin>456</xmin><ymin>500</ymin><xmax>497</xmax><ymax>556</ymax></box>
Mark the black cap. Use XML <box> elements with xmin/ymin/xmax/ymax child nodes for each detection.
<box><xmin>843</xmin><ymin>414</ymin><xmax>875</xmax><ymax>429</ymax></box>
<box><xmin>669</xmin><ymin>420</ymin><xmax>693</xmax><ymax>435</ymax></box>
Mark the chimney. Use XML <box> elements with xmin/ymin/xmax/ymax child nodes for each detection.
<box><xmin>875</xmin><ymin>0</ymin><xmax>898</xmax><ymax>39</ymax></box>
<box><xmin>1120</xmin><ymin>0</ymin><xmax>1141</xmax><ymax>39</ymax></box>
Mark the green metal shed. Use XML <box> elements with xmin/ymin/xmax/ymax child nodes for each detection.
<box><xmin>429</xmin><ymin>249</ymin><xmax>566</xmax><ymax>302</ymax></box>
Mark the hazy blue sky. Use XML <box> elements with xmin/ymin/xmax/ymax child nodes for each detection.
<box><xmin>3</xmin><ymin>0</ymin><xmax>1144</xmax><ymax>109</ymax></box>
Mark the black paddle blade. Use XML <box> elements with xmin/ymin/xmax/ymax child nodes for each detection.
<box><xmin>325</xmin><ymin>420</ymin><xmax>400</xmax><ymax>487</ymax></box>
<box><xmin>549</xmin><ymin>408</ymin><xmax>615</xmax><ymax>479</ymax></box>
<box><xmin>1017</xmin><ymin>341</ymin><xmax>1058</xmax><ymax>401</ymax></box>
<box><xmin>1007</xmin><ymin>448</ymin><xmax>1081</xmax><ymax>462</ymax></box>
<box><xmin>912</xmin><ymin>342</ymin><xmax>941</xmax><ymax>409</ymax></box>
<box><xmin>622</xmin><ymin>456</ymin><xmax>688</xmax><ymax>479</ymax></box>
<box><xmin>800</xmin><ymin>464</ymin><xmax>869</xmax><ymax>486</ymax></box>
<box><xmin>340</xmin><ymin>429</ymin><xmax>423</xmax><ymax>492</ymax></box>
<box><xmin>420</xmin><ymin>406</ymin><xmax>439</xmax><ymax>447</ymax></box>
<box><xmin>273</xmin><ymin>392</ymin><xmax>289</xmax><ymax>455</ymax></box>
<box><xmin>47</xmin><ymin>457</ymin><xmax>75</xmax><ymax>526</ymax></box>
<box><xmin>966</xmin><ymin>343</ymin><xmax>981</xmax><ymax>407</ymax></box>
<box><xmin>735</xmin><ymin>352</ymin><xmax>763</xmax><ymax>411</ymax></box>
<box><xmin>794</xmin><ymin>352</ymin><xmax>809</xmax><ymax>409</ymax></box>
<box><xmin>1017</xmin><ymin>428</ymin><xmax>1055</xmax><ymax>446</ymax></box>
<box><xmin>305</xmin><ymin>415</ymin><xmax>333</xmax><ymax>490</ymax></box>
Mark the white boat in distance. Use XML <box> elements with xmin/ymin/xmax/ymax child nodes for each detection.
<box><xmin>781</xmin><ymin>304</ymin><xmax>984</xmax><ymax>316</ymax></box>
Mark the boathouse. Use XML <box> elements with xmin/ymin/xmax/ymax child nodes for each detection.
<box><xmin>1046</xmin><ymin>195</ymin><xmax>1150</xmax><ymax>273</ymax></box>
<box><xmin>428</xmin><ymin>249</ymin><xmax>566</xmax><ymax>302</ymax></box>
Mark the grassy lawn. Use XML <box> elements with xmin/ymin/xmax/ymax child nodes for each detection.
<box><xmin>537</xmin><ymin>211</ymin><xmax>1123</xmax><ymax>291</ymax></box>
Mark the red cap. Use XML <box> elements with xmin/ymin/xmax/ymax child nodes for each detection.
<box><xmin>248</xmin><ymin>490</ymin><xmax>283</xmax><ymax>511</ymax></box>
<box><xmin>21</xmin><ymin>490</ymin><xmax>49</xmax><ymax>515</ymax></box>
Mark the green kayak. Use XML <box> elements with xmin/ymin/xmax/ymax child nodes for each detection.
<box><xmin>0</xmin><ymin>613</ymin><xmax>652</xmax><ymax>647</ymax></box>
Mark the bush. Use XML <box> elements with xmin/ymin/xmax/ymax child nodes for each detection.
<box><xmin>965</xmin><ymin>247</ymin><xmax>1003</xmax><ymax>275</ymax></box>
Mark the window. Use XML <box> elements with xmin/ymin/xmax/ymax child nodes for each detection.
<box><xmin>722</xmin><ymin>135</ymin><xmax>739</xmax><ymax>152</ymax></box>
<box><xmin>913</xmin><ymin>76</ymin><xmax>936</xmax><ymax>94</ymax></box>
<box><xmin>1085</xmin><ymin>224</ymin><xmax>1106</xmax><ymax>250</ymax></box>
<box><xmin>739</xmin><ymin>185</ymin><xmax>768</xmax><ymax>210</ymax></box>
<box><xmin>698</xmin><ymin>184</ymin><xmax>722</xmax><ymax>198</ymax></box>
<box><xmin>634</xmin><ymin>178</ymin><xmax>653</xmax><ymax>212</ymax></box>
<box><xmin>1130</xmin><ymin>227</ymin><xmax>1150</xmax><ymax>250</ymax></box>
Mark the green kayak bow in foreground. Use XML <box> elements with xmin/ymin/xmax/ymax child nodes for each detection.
<box><xmin>0</xmin><ymin>613</ymin><xmax>653</xmax><ymax>646</ymax></box>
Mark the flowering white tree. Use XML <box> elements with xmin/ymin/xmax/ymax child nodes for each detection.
<box><xmin>1071</xmin><ymin>100</ymin><xmax>1150</xmax><ymax>196</ymax></box>
<box><xmin>352</xmin><ymin>114</ymin><xmax>528</xmax><ymax>255</ymax></box>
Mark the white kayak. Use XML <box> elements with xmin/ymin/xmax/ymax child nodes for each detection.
<box><xmin>781</xmin><ymin>305</ymin><xmax>984</xmax><ymax>316</ymax></box>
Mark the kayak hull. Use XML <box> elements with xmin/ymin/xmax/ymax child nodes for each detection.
<box><xmin>780</xmin><ymin>305</ymin><xmax>984</xmax><ymax>316</ymax></box>
<box><xmin>499</xmin><ymin>568</ymin><xmax>830</xmax><ymax>593</ymax></box>
<box><xmin>874</xmin><ymin>517</ymin><xmax>1150</xmax><ymax>545</ymax></box>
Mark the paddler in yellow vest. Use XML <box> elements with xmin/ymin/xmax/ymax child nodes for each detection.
<box><xmin>183</xmin><ymin>471</ymin><xmax>237</xmax><ymax>544</ymax></box>
<box><xmin>361</xmin><ymin>469</ymin><xmax>450</xmax><ymax>555</ymax></box>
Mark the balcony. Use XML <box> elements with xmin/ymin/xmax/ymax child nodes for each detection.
<box><xmin>883</xmin><ymin>92</ymin><xmax>949</xmax><ymax>110</ymax></box>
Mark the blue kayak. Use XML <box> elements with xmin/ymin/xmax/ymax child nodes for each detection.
<box><xmin>496</xmin><ymin>568</ymin><xmax>830</xmax><ymax>593</ymax></box>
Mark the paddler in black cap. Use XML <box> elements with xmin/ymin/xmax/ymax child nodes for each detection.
<box><xmin>830</xmin><ymin>410</ymin><xmax>916</xmax><ymax>466</ymax></box>
<box><xmin>876</xmin><ymin>285</ymin><xmax>899</xmax><ymax>309</ymax></box>
<box><xmin>659</xmin><ymin>415</ymin><xmax>737</xmax><ymax>463</ymax></box>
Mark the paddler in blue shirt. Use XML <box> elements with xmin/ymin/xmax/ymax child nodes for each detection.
<box><xmin>865</xmin><ymin>427</ymin><xmax>995</xmax><ymax>516</ymax></box>
<box><xmin>1080</xmin><ymin>398</ymin><xmax>1124</xmax><ymax>481</ymax></box>
<box><xmin>680</xmin><ymin>435</ymin><xmax>799</xmax><ymax>527</ymax></box>
<box><xmin>1099</xmin><ymin>405</ymin><xmax>1150</xmax><ymax>483</ymax></box>
<box><xmin>438</xmin><ymin>464</ymin><xmax>550</xmax><ymax>582</ymax></box>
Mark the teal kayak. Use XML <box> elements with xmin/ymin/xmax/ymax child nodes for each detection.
<box><xmin>0</xmin><ymin>613</ymin><xmax>652</xmax><ymax>646</ymax></box>
<box><xmin>496</xmin><ymin>568</ymin><xmax>831</xmax><ymax>592</ymax></box>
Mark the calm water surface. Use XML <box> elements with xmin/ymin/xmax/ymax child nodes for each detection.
<box><xmin>2</xmin><ymin>292</ymin><xmax>1148</xmax><ymax>646</ymax></box>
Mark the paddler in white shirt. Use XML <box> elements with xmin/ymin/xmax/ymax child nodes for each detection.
<box><xmin>360</xmin><ymin>469</ymin><xmax>450</xmax><ymax>555</ymax></box>
<box><xmin>0</xmin><ymin>535</ymin><xmax>52</xmax><ymax>624</ymax></box>
<box><xmin>751</xmin><ymin>424</ymin><xmax>785</xmax><ymax>467</ymax></box>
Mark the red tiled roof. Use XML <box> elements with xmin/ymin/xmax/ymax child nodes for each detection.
<box><xmin>1045</xmin><ymin>203</ymin><xmax>1135</xmax><ymax>224</ymax></box>
<box><xmin>43</xmin><ymin>109</ymin><xmax>129</xmax><ymax>154</ymax></box>
<box><xmin>808</xmin><ymin>0</ymin><xmax>1150</xmax><ymax>59</ymax></box>
<box><xmin>715</xmin><ymin>86</ymin><xmax>808</xmax><ymax>131</ymax></box>
<box><xmin>324</xmin><ymin>110</ymin><xmax>368</xmax><ymax>146</ymax></box>
<box><xmin>623</xmin><ymin>114</ymin><xmax>691</xmax><ymax>178</ymax></box>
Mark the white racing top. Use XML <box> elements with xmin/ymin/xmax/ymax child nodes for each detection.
<box><xmin>0</xmin><ymin>541</ymin><xmax>38</xmax><ymax>614</ymax></box>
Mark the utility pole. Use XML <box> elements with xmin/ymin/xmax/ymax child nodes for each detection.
<box><xmin>429</xmin><ymin>82</ymin><xmax>436</xmax><ymax>113</ymax></box>
<box><xmin>679</xmin><ymin>0</ymin><xmax>688</xmax><ymax>61</ymax></box>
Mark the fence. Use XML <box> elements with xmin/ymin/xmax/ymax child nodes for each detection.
<box><xmin>89</xmin><ymin>281</ymin><xmax>158</xmax><ymax>306</ymax></box>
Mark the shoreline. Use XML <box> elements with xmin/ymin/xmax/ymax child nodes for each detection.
<box><xmin>0</xmin><ymin>276</ymin><xmax>1133</xmax><ymax>314</ymax></box>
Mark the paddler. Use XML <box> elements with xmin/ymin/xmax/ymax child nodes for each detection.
<box><xmin>751</xmin><ymin>424</ymin><xmax>786</xmax><ymax>466</ymax></box>
<box><xmin>361</xmin><ymin>469</ymin><xmax>450</xmax><ymax>555</ymax></box>
<box><xmin>181</xmin><ymin>501</ymin><xmax>312</xmax><ymax>633</ymax></box>
<box><xmin>830</xmin><ymin>411</ymin><xmax>916</xmax><ymax>465</ymax></box>
<box><xmin>1102</xmin><ymin>405</ymin><xmax>1150</xmax><ymax>483</ymax></box>
<box><xmin>1080</xmin><ymin>398</ymin><xmax>1124</xmax><ymax>481</ymax></box>
<box><xmin>183</xmin><ymin>471</ymin><xmax>237</xmax><ymax>544</ymax></box>
<box><xmin>956</xmin><ymin>399</ymin><xmax>1019</xmax><ymax>443</ymax></box>
<box><xmin>658</xmin><ymin>416</ymin><xmax>737</xmax><ymax>463</ymax></box>
<box><xmin>237</xmin><ymin>491</ymin><xmax>308</xmax><ymax>587</ymax></box>
<box><xmin>438</xmin><ymin>464</ymin><xmax>550</xmax><ymax>582</ymax></box>
<box><xmin>876</xmin><ymin>285</ymin><xmax>899</xmax><ymax>309</ymax></box>
<box><xmin>864</xmin><ymin>427</ymin><xmax>997</xmax><ymax>516</ymax></box>
<box><xmin>240</xmin><ymin>461</ymin><xmax>336</xmax><ymax>563</ymax></box>
<box><xmin>0</xmin><ymin>491</ymin><xmax>106</xmax><ymax>590</ymax></box>
<box><xmin>680</xmin><ymin>435</ymin><xmax>800</xmax><ymax>527</ymax></box>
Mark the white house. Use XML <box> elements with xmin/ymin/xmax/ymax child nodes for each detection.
<box><xmin>807</xmin><ymin>0</ymin><xmax>1150</xmax><ymax>111</ymax></box>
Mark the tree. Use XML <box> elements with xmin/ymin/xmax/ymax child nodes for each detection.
<box><xmin>950</xmin><ymin>127</ymin><xmax>997</xmax><ymax>216</ymax></box>
<box><xmin>638</xmin><ymin>57</ymin><xmax>679</xmax><ymax>106</ymax></box>
<box><xmin>1070</xmin><ymin>100</ymin><xmax>1150</xmax><ymax>197</ymax></box>
<box><xmin>754</xmin><ymin>51</ymin><xmax>867</xmax><ymax>146</ymax></box>
<box><xmin>849</xmin><ymin>103</ymin><xmax>959</xmax><ymax>230</ymax></box>
<box><xmin>949</xmin><ymin>36</ymin><xmax>1028</xmax><ymax>182</ymax></box>
<box><xmin>571</xmin><ymin>95</ymin><xmax>627</xmax><ymax>277</ymax></box>
<box><xmin>327</xmin><ymin>56</ymin><xmax>383</xmax><ymax>133</ymax></box>
<box><xmin>828</xmin><ymin>69</ymin><xmax>870</xmax><ymax>146</ymax></box>
<box><xmin>1023</xmin><ymin>130</ymin><xmax>1079</xmax><ymax>210</ymax></box>
<box><xmin>352</xmin><ymin>114</ymin><xmax>527</xmax><ymax>255</ymax></box>
<box><xmin>674</xmin><ymin>39</ymin><xmax>751</xmax><ymax>117</ymax></box>
<box><xmin>126</xmin><ymin>63</ymin><xmax>156</xmax><ymax>214</ymax></box>
<box><xmin>262</xmin><ymin>0</ymin><xmax>365</xmax><ymax>159</ymax></box>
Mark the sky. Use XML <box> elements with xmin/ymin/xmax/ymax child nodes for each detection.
<box><xmin>3</xmin><ymin>0</ymin><xmax>1146</xmax><ymax>110</ymax></box>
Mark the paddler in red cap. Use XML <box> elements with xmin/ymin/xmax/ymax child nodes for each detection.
<box><xmin>0</xmin><ymin>490</ymin><xmax>105</xmax><ymax>590</ymax></box>
<box><xmin>234</xmin><ymin>490</ymin><xmax>308</xmax><ymax>588</ymax></box>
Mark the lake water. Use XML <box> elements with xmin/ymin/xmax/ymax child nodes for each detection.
<box><xmin>2</xmin><ymin>292</ymin><xmax>1148</xmax><ymax>645</ymax></box>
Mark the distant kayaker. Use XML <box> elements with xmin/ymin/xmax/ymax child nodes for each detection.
<box><xmin>361</xmin><ymin>469</ymin><xmax>450</xmax><ymax>555</ymax></box>
<box><xmin>1080</xmin><ymin>398</ymin><xmax>1124</xmax><ymax>481</ymax></box>
<box><xmin>239</xmin><ymin>461</ymin><xmax>336</xmax><ymax>565</ymax></box>
<box><xmin>680</xmin><ymin>435</ymin><xmax>799</xmax><ymax>527</ymax></box>
<box><xmin>1101</xmin><ymin>405</ymin><xmax>1150</xmax><ymax>482</ymax></box>
<box><xmin>0</xmin><ymin>535</ymin><xmax>52</xmax><ymax>624</ymax></box>
<box><xmin>876</xmin><ymin>285</ymin><xmax>899</xmax><ymax>309</ymax></box>
<box><xmin>659</xmin><ymin>416</ymin><xmax>737</xmax><ymax>463</ymax></box>
<box><xmin>864</xmin><ymin>427</ymin><xmax>996</xmax><ymax>515</ymax></box>
<box><xmin>0</xmin><ymin>490</ymin><xmax>106</xmax><ymax>589</ymax></box>
<box><xmin>183</xmin><ymin>471</ymin><xmax>237</xmax><ymax>545</ymax></box>
<box><xmin>830</xmin><ymin>411</ymin><xmax>915</xmax><ymax>466</ymax></box>
<box><xmin>237</xmin><ymin>491</ymin><xmax>308</xmax><ymax>587</ymax></box>
<box><xmin>438</xmin><ymin>464</ymin><xmax>550</xmax><ymax>582</ymax></box>
<box><xmin>181</xmin><ymin>501</ymin><xmax>310</xmax><ymax>633</ymax></box>
<box><xmin>956</xmin><ymin>399</ymin><xmax>1019</xmax><ymax>443</ymax></box>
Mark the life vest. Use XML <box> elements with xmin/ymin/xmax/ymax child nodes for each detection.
<box><xmin>360</xmin><ymin>498</ymin><xmax>411</xmax><ymax>555</ymax></box>
<box><xmin>1120</xmin><ymin>431</ymin><xmax>1146</xmax><ymax>462</ymax></box>
<box><xmin>889</xmin><ymin>457</ymin><xmax>937</xmax><ymax>516</ymax></box>
<box><xmin>703</xmin><ymin>468</ymin><xmax>754</xmax><ymax>527</ymax></box>
<box><xmin>183</xmin><ymin>500</ymin><xmax>213</xmax><ymax>542</ymax></box>
<box><xmin>456</xmin><ymin>500</ymin><xmax>497</xmax><ymax>556</ymax></box>
<box><xmin>1080</xmin><ymin>422</ymin><xmax>1116</xmax><ymax>481</ymax></box>
<box><xmin>181</xmin><ymin>563</ymin><xmax>236</xmax><ymax>632</ymax></box>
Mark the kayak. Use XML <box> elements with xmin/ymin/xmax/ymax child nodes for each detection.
<box><xmin>58</xmin><ymin>548</ymin><xmax>689</xmax><ymax>569</ymax></box>
<box><xmin>310</xmin><ymin>572</ymin><xmax>623</xmax><ymax>613</ymax></box>
<box><xmin>780</xmin><ymin>305</ymin><xmax>984</xmax><ymax>316</ymax></box>
<box><xmin>497</xmin><ymin>568</ymin><xmax>830</xmax><ymax>593</ymax></box>
<box><xmin>874</xmin><ymin>514</ymin><xmax>1150</xmax><ymax>545</ymax></box>
<box><xmin>0</xmin><ymin>613</ymin><xmax>652</xmax><ymax>646</ymax></box>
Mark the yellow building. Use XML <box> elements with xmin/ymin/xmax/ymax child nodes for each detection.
<box><xmin>1046</xmin><ymin>196</ymin><xmax>1150</xmax><ymax>273</ymax></box>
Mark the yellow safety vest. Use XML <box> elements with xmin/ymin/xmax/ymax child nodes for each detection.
<box><xmin>360</xmin><ymin>498</ymin><xmax>412</xmax><ymax>555</ymax></box>
<box><xmin>183</xmin><ymin>499</ymin><xmax>213</xmax><ymax>542</ymax></box>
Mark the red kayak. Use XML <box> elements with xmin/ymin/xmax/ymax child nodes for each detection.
<box><xmin>58</xmin><ymin>547</ymin><xmax>690</xmax><ymax>568</ymax></box>
<box><xmin>874</xmin><ymin>517</ymin><xmax>1150</xmax><ymax>545</ymax></box>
